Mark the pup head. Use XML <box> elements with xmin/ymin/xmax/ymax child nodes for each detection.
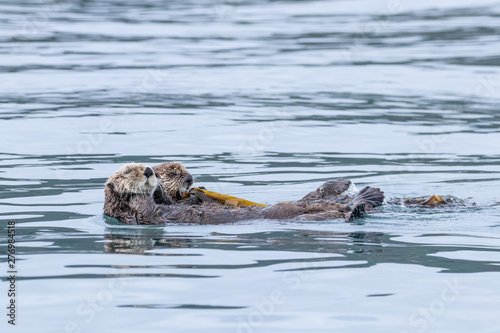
<box><xmin>153</xmin><ymin>162</ymin><xmax>193</xmax><ymax>201</ymax></box>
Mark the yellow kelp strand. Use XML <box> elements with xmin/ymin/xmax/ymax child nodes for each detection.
<box><xmin>183</xmin><ymin>188</ymin><xmax>268</xmax><ymax>207</ymax></box>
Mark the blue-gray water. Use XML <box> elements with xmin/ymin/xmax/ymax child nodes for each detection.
<box><xmin>1</xmin><ymin>0</ymin><xmax>500</xmax><ymax>332</ymax></box>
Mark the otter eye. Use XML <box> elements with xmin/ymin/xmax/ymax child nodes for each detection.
<box><xmin>168</xmin><ymin>172</ymin><xmax>175</xmax><ymax>178</ymax></box>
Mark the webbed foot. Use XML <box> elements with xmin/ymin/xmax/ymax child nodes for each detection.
<box><xmin>346</xmin><ymin>202</ymin><xmax>366</xmax><ymax>222</ymax></box>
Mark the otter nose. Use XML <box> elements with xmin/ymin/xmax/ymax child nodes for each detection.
<box><xmin>144</xmin><ymin>167</ymin><xmax>154</xmax><ymax>178</ymax></box>
<box><xmin>185</xmin><ymin>174</ymin><xmax>193</xmax><ymax>185</ymax></box>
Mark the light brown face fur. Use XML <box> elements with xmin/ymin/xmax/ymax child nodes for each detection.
<box><xmin>105</xmin><ymin>163</ymin><xmax>157</xmax><ymax>196</ymax></box>
<box><xmin>103</xmin><ymin>163</ymin><xmax>159</xmax><ymax>224</ymax></box>
<box><xmin>152</xmin><ymin>162</ymin><xmax>193</xmax><ymax>204</ymax></box>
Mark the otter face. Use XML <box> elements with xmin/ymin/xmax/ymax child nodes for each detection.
<box><xmin>105</xmin><ymin>163</ymin><xmax>157</xmax><ymax>197</ymax></box>
<box><xmin>152</xmin><ymin>162</ymin><xmax>193</xmax><ymax>201</ymax></box>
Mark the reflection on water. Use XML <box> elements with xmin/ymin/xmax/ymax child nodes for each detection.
<box><xmin>102</xmin><ymin>227</ymin><xmax>500</xmax><ymax>274</ymax></box>
<box><xmin>1</xmin><ymin>0</ymin><xmax>500</xmax><ymax>331</ymax></box>
<box><xmin>4</xmin><ymin>219</ymin><xmax>500</xmax><ymax>331</ymax></box>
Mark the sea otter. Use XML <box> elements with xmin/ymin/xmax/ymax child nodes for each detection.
<box><xmin>152</xmin><ymin>162</ymin><xmax>194</xmax><ymax>205</ymax></box>
<box><xmin>103</xmin><ymin>163</ymin><xmax>161</xmax><ymax>224</ymax></box>
<box><xmin>103</xmin><ymin>163</ymin><xmax>385</xmax><ymax>225</ymax></box>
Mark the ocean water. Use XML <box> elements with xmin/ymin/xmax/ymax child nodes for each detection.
<box><xmin>1</xmin><ymin>0</ymin><xmax>500</xmax><ymax>332</ymax></box>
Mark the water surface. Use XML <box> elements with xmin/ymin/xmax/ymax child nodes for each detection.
<box><xmin>1</xmin><ymin>0</ymin><xmax>500</xmax><ymax>332</ymax></box>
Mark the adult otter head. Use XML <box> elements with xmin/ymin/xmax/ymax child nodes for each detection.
<box><xmin>152</xmin><ymin>162</ymin><xmax>193</xmax><ymax>204</ymax></box>
<box><xmin>105</xmin><ymin>163</ymin><xmax>157</xmax><ymax>197</ymax></box>
<box><xmin>103</xmin><ymin>163</ymin><xmax>158</xmax><ymax>224</ymax></box>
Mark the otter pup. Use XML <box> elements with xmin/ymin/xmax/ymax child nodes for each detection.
<box><xmin>152</xmin><ymin>162</ymin><xmax>194</xmax><ymax>205</ymax></box>
<box><xmin>103</xmin><ymin>163</ymin><xmax>385</xmax><ymax>224</ymax></box>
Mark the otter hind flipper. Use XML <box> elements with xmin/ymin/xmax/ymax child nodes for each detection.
<box><xmin>350</xmin><ymin>186</ymin><xmax>385</xmax><ymax>209</ymax></box>
<box><xmin>346</xmin><ymin>203</ymin><xmax>366</xmax><ymax>222</ymax></box>
<box><xmin>344</xmin><ymin>186</ymin><xmax>384</xmax><ymax>222</ymax></box>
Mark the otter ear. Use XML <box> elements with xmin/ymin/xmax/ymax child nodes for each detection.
<box><xmin>106</xmin><ymin>182</ymin><xmax>115</xmax><ymax>191</ymax></box>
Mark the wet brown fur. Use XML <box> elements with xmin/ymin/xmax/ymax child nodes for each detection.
<box><xmin>103</xmin><ymin>163</ymin><xmax>162</xmax><ymax>225</ymax></box>
<box><xmin>299</xmin><ymin>179</ymin><xmax>352</xmax><ymax>202</ymax></box>
<box><xmin>152</xmin><ymin>162</ymin><xmax>193</xmax><ymax>205</ymax></box>
<box><xmin>104</xmin><ymin>164</ymin><xmax>385</xmax><ymax>224</ymax></box>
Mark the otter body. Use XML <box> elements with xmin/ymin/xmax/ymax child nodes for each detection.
<box><xmin>103</xmin><ymin>163</ymin><xmax>385</xmax><ymax>225</ymax></box>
